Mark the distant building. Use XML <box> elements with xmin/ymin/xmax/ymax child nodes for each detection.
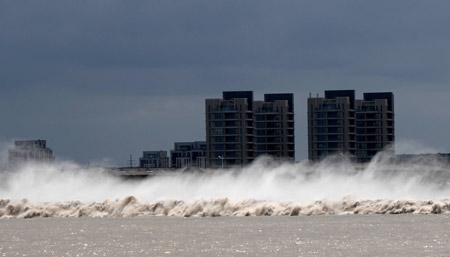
<box><xmin>394</xmin><ymin>153</ymin><xmax>450</xmax><ymax>164</ymax></box>
<box><xmin>253</xmin><ymin>94</ymin><xmax>295</xmax><ymax>160</ymax></box>
<box><xmin>170</xmin><ymin>141</ymin><xmax>207</xmax><ymax>168</ymax></box>
<box><xmin>8</xmin><ymin>140</ymin><xmax>54</xmax><ymax>170</ymax></box>
<box><xmin>139</xmin><ymin>151</ymin><xmax>169</xmax><ymax>169</ymax></box>
<box><xmin>355</xmin><ymin>92</ymin><xmax>395</xmax><ymax>162</ymax></box>
<box><xmin>205</xmin><ymin>91</ymin><xmax>294</xmax><ymax>168</ymax></box>
<box><xmin>307</xmin><ymin>90</ymin><xmax>394</xmax><ymax>163</ymax></box>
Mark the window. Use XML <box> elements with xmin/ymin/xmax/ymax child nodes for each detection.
<box><xmin>267</xmin><ymin>115</ymin><xmax>279</xmax><ymax>121</ymax></box>
<box><xmin>366</xmin><ymin>136</ymin><xmax>381</xmax><ymax>142</ymax></box>
<box><xmin>327</xmin><ymin>112</ymin><xmax>339</xmax><ymax>118</ymax></box>
<box><xmin>328</xmin><ymin>143</ymin><xmax>340</xmax><ymax>149</ymax></box>
<box><xmin>316</xmin><ymin>135</ymin><xmax>326</xmax><ymax>141</ymax></box>
<box><xmin>214</xmin><ymin>113</ymin><xmax>224</xmax><ymax>119</ymax></box>
<box><xmin>267</xmin><ymin>138</ymin><xmax>281</xmax><ymax>143</ymax></box>
<box><xmin>219</xmin><ymin>105</ymin><xmax>236</xmax><ymax>111</ymax></box>
<box><xmin>328</xmin><ymin>127</ymin><xmax>339</xmax><ymax>133</ymax></box>
<box><xmin>226</xmin><ymin>144</ymin><xmax>238</xmax><ymax>150</ymax></box>
<box><xmin>214</xmin><ymin>145</ymin><xmax>225</xmax><ymax>150</ymax></box>
<box><xmin>226</xmin><ymin>152</ymin><xmax>238</xmax><ymax>158</ymax></box>
<box><xmin>256</xmin><ymin>145</ymin><xmax>266</xmax><ymax>151</ymax></box>
<box><xmin>366</xmin><ymin>128</ymin><xmax>379</xmax><ymax>134</ymax></box>
<box><xmin>214</xmin><ymin>128</ymin><xmax>224</xmax><ymax>135</ymax></box>
<box><xmin>323</xmin><ymin>104</ymin><xmax>339</xmax><ymax>110</ymax></box>
<box><xmin>356</xmin><ymin>136</ymin><xmax>365</xmax><ymax>141</ymax></box>
<box><xmin>266</xmin><ymin>123</ymin><xmax>280</xmax><ymax>128</ymax></box>
<box><xmin>366</xmin><ymin>113</ymin><xmax>379</xmax><ymax>119</ymax></box>
<box><xmin>356</xmin><ymin>113</ymin><xmax>365</xmax><ymax>119</ymax></box>
<box><xmin>214</xmin><ymin>152</ymin><xmax>224</xmax><ymax>158</ymax></box>
<box><xmin>256</xmin><ymin>122</ymin><xmax>265</xmax><ymax>128</ymax></box>
<box><xmin>316</xmin><ymin>112</ymin><xmax>326</xmax><ymax>118</ymax></box>
<box><xmin>267</xmin><ymin>130</ymin><xmax>281</xmax><ymax>136</ymax></box>
<box><xmin>255</xmin><ymin>130</ymin><xmax>266</xmax><ymax>136</ymax></box>
<box><xmin>366</xmin><ymin>121</ymin><xmax>379</xmax><ymax>127</ymax></box>
<box><xmin>356</xmin><ymin>128</ymin><xmax>365</xmax><ymax>134</ymax></box>
<box><xmin>256</xmin><ymin>137</ymin><xmax>266</xmax><ymax>143</ymax></box>
<box><xmin>317</xmin><ymin>150</ymin><xmax>327</xmax><ymax>157</ymax></box>
<box><xmin>316</xmin><ymin>120</ymin><xmax>326</xmax><ymax>126</ymax></box>
<box><xmin>317</xmin><ymin>143</ymin><xmax>327</xmax><ymax>149</ymax></box>
<box><xmin>328</xmin><ymin>120</ymin><xmax>340</xmax><ymax>126</ymax></box>
<box><xmin>225</xmin><ymin>121</ymin><xmax>237</xmax><ymax>127</ymax></box>
<box><xmin>356</xmin><ymin>121</ymin><xmax>365</xmax><ymax>127</ymax></box>
<box><xmin>328</xmin><ymin>135</ymin><xmax>341</xmax><ymax>141</ymax></box>
<box><xmin>225</xmin><ymin>136</ymin><xmax>239</xmax><ymax>142</ymax></box>
<box><xmin>224</xmin><ymin>113</ymin><xmax>237</xmax><ymax>119</ymax></box>
<box><xmin>226</xmin><ymin>128</ymin><xmax>239</xmax><ymax>134</ymax></box>
<box><xmin>316</xmin><ymin>127</ymin><xmax>326</xmax><ymax>134</ymax></box>
<box><xmin>215</xmin><ymin>137</ymin><xmax>225</xmax><ymax>142</ymax></box>
<box><xmin>214</xmin><ymin>121</ymin><xmax>224</xmax><ymax>127</ymax></box>
<box><xmin>255</xmin><ymin>115</ymin><xmax>265</xmax><ymax>121</ymax></box>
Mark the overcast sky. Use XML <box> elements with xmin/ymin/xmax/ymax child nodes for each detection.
<box><xmin>1</xmin><ymin>1</ymin><xmax>450</xmax><ymax>166</ymax></box>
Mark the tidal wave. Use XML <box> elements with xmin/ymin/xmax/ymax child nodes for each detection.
<box><xmin>1</xmin><ymin>196</ymin><xmax>449</xmax><ymax>218</ymax></box>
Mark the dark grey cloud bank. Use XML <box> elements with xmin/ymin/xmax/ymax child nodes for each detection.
<box><xmin>1</xmin><ymin>1</ymin><xmax>450</xmax><ymax>166</ymax></box>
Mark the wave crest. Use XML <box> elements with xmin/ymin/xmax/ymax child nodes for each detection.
<box><xmin>1</xmin><ymin>197</ymin><xmax>449</xmax><ymax>219</ymax></box>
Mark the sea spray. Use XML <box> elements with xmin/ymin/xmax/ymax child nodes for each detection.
<box><xmin>0</xmin><ymin>153</ymin><xmax>449</xmax><ymax>218</ymax></box>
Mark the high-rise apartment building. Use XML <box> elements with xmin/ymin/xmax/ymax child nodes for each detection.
<box><xmin>355</xmin><ymin>92</ymin><xmax>395</xmax><ymax>162</ymax></box>
<box><xmin>253</xmin><ymin>94</ymin><xmax>295</xmax><ymax>159</ymax></box>
<box><xmin>8</xmin><ymin>140</ymin><xmax>54</xmax><ymax>170</ymax></box>
<box><xmin>308</xmin><ymin>90</ymin><xmax>394</xmax><ymax>163</ymax></box>
<box><xmin>206</xmin><ymin>91</ymin><xmax>294</xmax><ymax>168</ymax></box>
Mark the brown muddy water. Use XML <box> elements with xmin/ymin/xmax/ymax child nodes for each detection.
<box><xmin>1</xmin><ymin>215</ymin><xmax>450</xmax><ymax>256</ymax></box>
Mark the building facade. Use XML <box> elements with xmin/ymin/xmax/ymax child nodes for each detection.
<box><xmin>253</xmin><ymin>94</ymin><xmax>295</xmax><ymax>159</ymax></box>
<box><xmin>8</xmin><ymin>140</ymin><xmax>54</xmax><ymax>170</ymax></box>
<box><xmin>308</xmin><ymin>90</ymin><xmax>394</xmax><ymax>163</ymax></box>
<box><xmin>355</xmin><ymin>93</ymin><xmax>395</xmax><ymax>162</ymax></box>
<box><xmin>139</xmin><ymin>151</ymin><xmax>169</xmax><ymax>169</ymax></box>
<box><xmin>170</xmin><ymin>141</ymin><xmax>207</xmax><ymax>168</ymax></box>
<box><xmin>206</xmin><ymin>91</ymin><xmax>294</xmax><ymax>168</ymax></box>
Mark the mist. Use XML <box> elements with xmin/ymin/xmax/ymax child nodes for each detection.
<box><xmin>1</xmin><ymin>153</ymin><xmax>450</xmax><ymax>203</ymax></box>
<box><xmin>1</xmin><ymin>150</ymin><xmax>450</xmax><ymax>218</ymax></box>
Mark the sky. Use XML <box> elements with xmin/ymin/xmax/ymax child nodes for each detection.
<box><xmin>1</xmin><ymin>1</ymin><xmax>450</xmax><ymax>167</ymax></box>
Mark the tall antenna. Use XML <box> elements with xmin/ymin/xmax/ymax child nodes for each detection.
<box><xmin>128</xmin><ymin>154</ymin><xmax>134</xmax><ymax>168</ymax></box>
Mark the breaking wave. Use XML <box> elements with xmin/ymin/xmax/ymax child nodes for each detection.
<box><xmin>1</xmin><ymin>152</ymin><xmax>450</xmax><ymax>218</ymax></box>
<box><xmin>1</xmin><ymin>197</ymin><xmax>449</xmax><ymax>218</ymax></box>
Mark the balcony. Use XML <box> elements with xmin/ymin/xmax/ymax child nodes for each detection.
<box><xmin>327</xmin><ymin>112</ymin><xmax>342</xmax><ymax>119</ymax></box>
<box><xmin>266</xmin><ymin>123</ymin><xmax>281</xmax><ymax>129</ymax></box>
<box><xmin>225</xmin><ymin>121</ymin><xmax>239</xmax><ymax>127</ymax></box>
<box><xmin>327</xmin><ymin>120</ymin><xmax>342</xmax><ymax>126</ymax></box>
<box><xmin>327</xmin><ymin>127</ymin><xmax>341</xmax><ymax>134</ymax></box>
<box><xmin>215</xmin><ymin>105</ymin><xmax>237</xmax><ymax>112</ymax></box>
<box><xmin>225</xmin><ymin>137</ymin><xmax>240</xmax><ymax>143</ymax></box>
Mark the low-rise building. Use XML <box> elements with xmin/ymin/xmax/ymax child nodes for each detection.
<box><xmin>8</xmin><ymin>140</ymin><xmax>54</xmax><ymax>170</ymax></box>
<box><xmin>170</xmin><ymin>141</ymin><xmax>207</xmax><ymax>168</ymax></box>
<box><xmin>394</xmin><ymin>153</ymin><xmax>450</xmax><ymax>164</ymax></box>
<box><xmin>139</xmin><ymin>151</ymin><xmax>169</xmax><ymax>169</ymax></box>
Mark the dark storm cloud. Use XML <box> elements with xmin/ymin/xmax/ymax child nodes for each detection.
<box><xmin>4</xmin><ymin>1</ymin><xmax>450</xmax><ymax>81</ymax></box>
<box><xmin>1</xmin><ymin>0</ymin><xmax>450</xmax><ymax>164</ymax></box>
